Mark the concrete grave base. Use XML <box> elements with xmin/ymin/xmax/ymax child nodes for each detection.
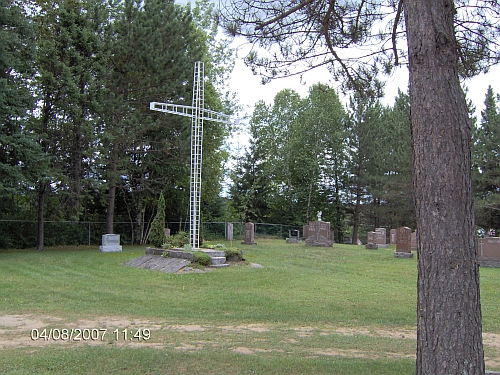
<box><xmin>99</xmin><ymin>245</ymin><xmax>122</xmax><ymax>252</ymax></box>
<box><xmin>393</xmin><ymin>251</ymin><xmax>414</xmax><ymax>258</ymax></box>
<box><xmin>365</xmin><ymin>243</ymin><xmax>378</xmax><ymax>250</ymax></box>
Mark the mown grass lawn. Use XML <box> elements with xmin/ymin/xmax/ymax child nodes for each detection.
<box><xmin>0</xmin><ymin>239</ymin><xmax>498</xmax><ymax>374</ymax></box>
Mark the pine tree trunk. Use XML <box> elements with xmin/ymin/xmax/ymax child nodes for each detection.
<box><xmin>404</xmin><ymin>1</ymin><xmax>484</xmax><ymax>374</ymax></box>
<box><xmin>352</xmin><ymin>183</ymin><xmax>362</xmax><ymax>245</ymax></box>
<box><xmin>106</xmin><ymin>184</ymin><xmax>116</xmax><ymax>234</ymax></box>
<box><xmin>106</xmin><ymin>145</ymin><xmax>119</xmax><ymax>234</ymax></box>
<box><xmin>37</xmin><ymin>182</ymin><xmax>46</xmax><ymax>251</ymax></box>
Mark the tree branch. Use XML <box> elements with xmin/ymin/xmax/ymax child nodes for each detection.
<box><xmin>322</xmin><ymin>1</ymin><xmax>358</xmax><ymax>86</ymax></box>
<box><xmin>254</xmin><ymin>0</ymin><xmax>315</xmax><ymax>30</ymax></box>
<box><xmin>392</xmin><ymin>0</ymin><xmax>404</xmax><ymax>66</ymax></box>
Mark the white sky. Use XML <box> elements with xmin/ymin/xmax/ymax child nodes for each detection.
<box><xmin>228</xmin><ymin>39</ymin><xmax>499</xmax><ymax>120</ymax></box>
<box><xmin>178</xmin><ymin>0</ymin><xmax>499</xmax><ymax>132</ymax></box>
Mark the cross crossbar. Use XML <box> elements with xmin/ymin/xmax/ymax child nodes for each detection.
<box><xmin>149</xmin><ymin>102</ymin><xmax>233</xmax><ymax>124</ymax></box>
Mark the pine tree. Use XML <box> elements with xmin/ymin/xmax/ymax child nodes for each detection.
<box><xmin>222</xmin><ymin>2</ymin><xmax>493</xmax><ymax>371</ymax></box>
<box><xmin>148</xmin><ymin>192</ymin><xmax>167</xmax><ymax>248</ymax></box>
<box><xmin>473</xmin><ymin>86</ymin><xmax>500</xmax><ymax>230</ymax></box>
<box><xmin>0</xmin><ymin>0</ymin><xmax>46</xmax><ymax>217</ymax></box>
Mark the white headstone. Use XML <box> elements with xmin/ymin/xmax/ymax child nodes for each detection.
<box><xmin>99</xmin><ymin>234</ymin><xmax>122</xmax><ymax>252</ymax></box>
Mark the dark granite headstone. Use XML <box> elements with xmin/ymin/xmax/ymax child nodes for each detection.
<box><xmin>394</xmin><ymin>227</ymin><xmax>413</xmax><ymax>258</ymax></box>
<box><xmin>305</xmin><ymin>221</ymin><xmax>334</xmax><ymax>247</ymax></box>
<box><xmin>375</xmin><ymin>228</ymin><xmax>387</xmax><ymax>248</ymax></box>
<box><xmin>478</xmin><ymin>237</ymin><xmax>500</xmax><ymax>267</ymax></box>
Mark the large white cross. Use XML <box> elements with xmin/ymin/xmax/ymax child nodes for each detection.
<box><xmin>150</xmin><ymin>61</ymin><xmax>235</xmax><ymax>249</ymax></box>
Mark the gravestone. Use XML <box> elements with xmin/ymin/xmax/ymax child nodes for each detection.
<box><xmin>241</xmin><ymin>222</ymin><xmax>257</xmax><ymax>245</ymax></box>
<box><xmin>305</xmin><ymin>221</ymin><xmax>334</xmax><ymax>247</ymax></box>
<box><xmin>286</xmin><ymin>229</ymin><xmax>302</xmax><ymax>244</ymax></box>
<box><xmin>375</xmin><ymin>228</ymin><xmax>388</xmax><ymax>248</ymax></box>
<box><xmin>478</xmin><ymin>237</ymin><xmax>500</xmax><ymax>267</ymax></box>
<box><xmin>99</xmin><ymin>234</ymin><xmax>122</xmax><ymax>252</ymax></box>
<box><xmin>225</xmin><ymin>222</ymin><xmax>233</xmax><ymax>241</ymax></box>
<box><xmin>164</xmin><ymin>228</ymin><xmax>171</xmax><ymax>238</ymax></box>
<box><xmin>303</xmin><ymin>224</ymin><xmax>310</xmax><ymax>240</ymax></box>
<box><xmin>394</xmin><ymin>227</ymin><xmax>413</xmax><ymax>258</ymax></box>
<box><xmin>366</xmin><ymin>231</ymin><xmax>378</xmax><ymax>249</ymax></box>
<box><xmin>390</xmin><ymin>229</ymin><xmax>397</xmax><ymax>244</ymax></box>
<box><xmin>411</xmin><ymin>231</ymin><xmax>417</xmax><ymax>251</ymax></box>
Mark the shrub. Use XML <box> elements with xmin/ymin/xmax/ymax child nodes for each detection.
<box><xmin>225</xmin><ymin>248</ymin><xmax>243</xmax><ymax>260</ymax></box>
<box><xmin>164</xmin><ymin>231</ymin><xmax>188</xmax><ymax>249</ymax></box>
<box><xmin>192</xmin><ymin>251</ymin><xmax>211</xmax><ymax>267</ymax></box>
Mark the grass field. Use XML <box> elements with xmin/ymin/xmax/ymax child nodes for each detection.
<box><xmin>0</xmin><ymin>239</ymin><xmax>498</xmax><ymax>374</ymax></box>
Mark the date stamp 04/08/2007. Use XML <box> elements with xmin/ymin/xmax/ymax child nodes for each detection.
<box><xmin>30</xmin><ymin>328</ymin><xmax>151</xmax><ymax>342</ymax></box>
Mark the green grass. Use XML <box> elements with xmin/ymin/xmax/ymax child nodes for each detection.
<box><xmin>0</xmin><ymin>240</ymin><xmax>498</xmax><ymax>374</ymax></box>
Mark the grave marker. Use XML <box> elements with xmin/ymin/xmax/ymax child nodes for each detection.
<box><xmin>242</xmin><ymin>222</ymin><xmax>257</xmax><ymax>245</ymax></box>
<box><xmin>99</xmin><ymin>234</ymin><xmax>122</xmax><ymax>252</ymax></box>
<box><xmin>375</xmin><ymin>228</ymin><xmax>388</xmax><ymax>248</ymax></box>
<box><xmin>478</xmin><ymin>237</ymin><xmax>500</xmax><ymax>267</ymax></box>
<box><xmin>394</xmin><ymin>227</ymin><xmax>413</xmax><ymax>258</ymax></box>
<box><xmin>366</xmin><ymin>231</ymin><xmax>378</xmax><ymax>249</ymax></box>
<box><xmin>390</xmin><ymin>229</ymin><xmax>397</xmax><ymax>244</ymax></box>
<box><xmin>305</xmin><ymin>221</ymin><xmax>334</xmax><ymax>247</ymax></box>
<box><xmin>411</xmin><ymin>231</ymin><xmax>417</xmax><ymax>251</ymax></box>
<box><xmin>225</xmin><ymin>222</ymin><xmax>233</xmax><ymax>241</ymax></box>
<box><xmin>286</xmin><ymin>229</ymin><xmax>301</xmax><ymax>244</ymax></box>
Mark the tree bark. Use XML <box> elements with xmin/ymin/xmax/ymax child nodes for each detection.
<box><xmin>106</xmin><ymin>184</ymin><xmax>116</xmax><ymax>234</ymax></box>
<box><xmin>352</xmin><ymin>182</ymin><xmax>362</xmax><ymax>245</ymax></box>
<box><xmin>37</xmin><ymin>182</ymin><xmax>46</xmax><ymax>251</ymax></box>
<box><xmin>404</xmin><ymin>1</ymin><xmax>484</xmax><ymax>374</ymax></box>
<box><xmin>106</xmin><ymin>144</ymin><xmax>119</xmax><ymax>234</ymax></box>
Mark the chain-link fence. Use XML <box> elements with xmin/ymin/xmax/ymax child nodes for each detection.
<box><xmin>0</xmin><ymin>220</ymin><xmax>302</xmax><ymax>249</ymax></box>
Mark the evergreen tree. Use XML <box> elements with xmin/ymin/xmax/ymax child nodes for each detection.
<box><xmin>148</xmin><ymin>192</ymin><xmax>166</xmax><ymax>248</ymax></box>
<box><xmin>377</xmin><ymin>90</ymin><xmax>414</xmax><ymax>229</ymax></box>
<box><xmin>229</xmin><ymin>123</ymin><xmax>271</xmax><ymax>223</ymax></box>
<box><xmin>472</xmin><ymin>85</ymin><xmax>500</xmax><ymax>230</ymax></box>
<box><xmin>104</xmin><ymin>0</ymin><xmax>233</xmax><ymax>241</ymax></box>
<box><xmin>32</xmin><ymin>0</ymin><xmax>111</xmax><ymax>249</ymax></box>
<box><xmin>345</xmin><ymin>94</ymin><xmax>381</xmax><ymax>244</ymax></box>
<box><xmin>0</xmin><ymin>0</ymin><xmax>46</xmax><ymax>218</ymax></box>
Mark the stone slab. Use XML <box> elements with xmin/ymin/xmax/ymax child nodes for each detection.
<box><xmin>125</xmin><ymin>255</ymin><xmax>190</xmax><ymax>273</ymax></box>
<box><xmin>210</xmin><ymin>256</ymin><xmax>227</xmax><ymax>265</ymax></box>
<box><xmin>99</xmin><ymin>245</ymin><xmax>122</xmax><ymax>252</ymax></box>
<box><xmin>201</xmin><ymin>250</ymin><xmax>225</xmax><ymax>257</ymax></box>
<box><xmin>393</xmin><ymin>251</ymin><xmax>414</xmax><ymax>258</ymax></box>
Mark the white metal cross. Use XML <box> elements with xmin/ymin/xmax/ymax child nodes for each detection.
<box><xmin>150</xmin><ymin>61</ymin><xmax>234</xmax><ymax>249</ymax></box>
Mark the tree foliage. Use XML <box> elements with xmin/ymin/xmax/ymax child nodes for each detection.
<box><xmin>221</xmin><ymin>0</ymin><xmax>500</xmax><ymax>89</ymax></box>
<box><xmin>473</xmin><ymin>85</ymin><xmax>500</xmax><ymax>230</ymax></box>
<box><xmin>0</xmin><ymin>0</ymin><xmax>46</xmax><ymax>211</ymax></box>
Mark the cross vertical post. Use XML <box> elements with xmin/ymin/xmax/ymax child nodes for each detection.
<box><xmin>190</xmin><ymin>61</ymin><xmax>204</xmax><ymax>249</ymax></box>
<box><xmin>149</xmin><ymin>62</ymin><xmax>235</xmax><ymax>250</ymax></box>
